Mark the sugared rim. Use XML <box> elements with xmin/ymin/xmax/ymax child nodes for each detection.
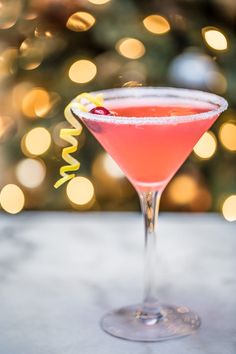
<box><xmin>71</xmin><ymin>87</ymin><xmax>228</xmax><ymax>125</ymax></box>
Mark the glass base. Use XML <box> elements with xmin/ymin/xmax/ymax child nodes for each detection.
<box><xmin>101</xmin><ymin>303</ymin><xmax>201</xmax><ymax>342</ymax></box>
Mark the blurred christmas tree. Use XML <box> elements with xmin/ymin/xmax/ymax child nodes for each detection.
<box><xmin>0</xmin><ymin>0</ymin><xmax>235</xmax><ymax>220</ymax></box>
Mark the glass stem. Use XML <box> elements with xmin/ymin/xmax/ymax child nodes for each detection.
<box><xmin>138</xmin><ymin>190</ymin><xmax>162</xmax><ymax>321</ymax></box>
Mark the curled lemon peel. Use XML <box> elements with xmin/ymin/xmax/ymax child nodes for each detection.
<box><xmin>54</xmin><ymin>92</ymin><xmax>104</xmax><ymax>189</ymax></box>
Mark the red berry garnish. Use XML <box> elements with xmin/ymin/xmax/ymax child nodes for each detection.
<box><xmin>89</xmin><ymin>106</ymin><xmax>111</xmax><ymax>115</ymax></box>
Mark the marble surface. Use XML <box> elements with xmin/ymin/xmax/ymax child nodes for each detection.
<box><xmin>0</xmin><ymin>212</ymin><xmax>235</xmax><ymax>354</ymax></box>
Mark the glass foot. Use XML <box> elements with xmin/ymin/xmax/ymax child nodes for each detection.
<box><xmin>101</xmin><ymin>303</ymin><xmax>201</xmax><ymax>342</ymax></box>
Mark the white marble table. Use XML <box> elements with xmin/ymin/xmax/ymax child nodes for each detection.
<box><xmin>0</xmin><ymin>212</ymin><xmax>235</xmax><ymax>354</ymax></box>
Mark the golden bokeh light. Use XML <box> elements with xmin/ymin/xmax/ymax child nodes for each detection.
<box><xmin>122</xmin><ymin>81</ymin><xmax>143</xmax><ymax>87</ymax></box>
<box><xmin>22</xmin><ymin>10</ymin><xmax>38</xmax><ymax>20</ymax></box>
<box><xmin>66</xmin><ymin>177</ymin><xmax>95</xmax><ymax>206</ymax></box>
<box><xmin>19</xmin><ymin>38</ymin><xmax>43</xmax><ymax>70</ymax></box>
<box><xmin>0</xmin><ymin>184</ymin><xmax>25</xmax><ymax>214</ymax></box>
<box><xmin>103</xmin><ymin>153</ymin><xmax>124</xmax><ymax>178</ymax></box>
<box><xmin>219</xmin><ymin>122</ymin><xmax>236</xmax><ymax>151</ymax></box>
<box><xmin>66</xmin><ymin>12</ymin><xmax>95</xmax><ymax>32</ymax></box>
<box><xmin>69</xmin><ymin>59</ymin><xmax>97</xmax><ymax>83</ymax></box>
<box><xmin>22</xmin><ymin>88</ymin><xmax>50</xmax><ymax>118</ymax></box>
<box><xmin>143</xmin><ymin>15</ymin><xmax>170</xmax><ymax>34</ymax></box>
<box><xmin>119</xmin><ymin>61</ymin><xmax>147</xmax><ymax>85</ymax></box>
<box><xmin>34</xmin><ymin>26</ymin><xmax>55</xmax><ymax>38</ymax></box>
<box><xmin>24</xmin><ymin>127</ymin><xmax>51</xmax><ymax>156</ymax></box>
<box><xmin>168</xmin><ymin>174</ymin><xmax>198</xmax><ymax>205</ymax></box>
<box><xmin>16</xmin><ymin>158</ymin><xmax>46</xmax><ymax>189</ymax></box>
<box><xmin>202</xmin><ymin>27</ymin><xmax>228</xmax><ymax>51</ymax></box>
<box><xmin>193</xmin><ymin>131</ymin><xmax>217</xmax><ymax>159</ymax></box>
<box><xmin>12</xmin><ymin>82</ymin><xmax>33</xmax><ymax>111</ymax></box>
<box><xmin>222</xmin><ymin>195</ymin><xmax>236</xmax><ymax>222</ymax></box>
<box><xmin>0</xmin><ymin>47</ymin><xmax>18</xmax><ymax>80</ymax></box>
<box><xmin>116</xmin><ymin>38</ymin><xmax>146</xmax><ymax>60</ymax></box>
<box><xmin>0</xmin><ymin>0</ymin><xmax>22</xmax><ymax>29</ymax></box>
<box><xmin>0</xmin><ymin>115</ymin><xmax>16</xmax><ymax>143</ymax></box>
<box><xmin>88</xmin><ymin>0</ymin><xmax>111</xmax><ymax>4</ymax></box>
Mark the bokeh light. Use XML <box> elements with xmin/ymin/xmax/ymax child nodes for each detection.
<box><xmin>34</xmin><ymin>25</ymin><xmax>56</xmax><ymax>38</ymax></box>
<box><xmin>222</xmin><ymin>195</ymin><xmax>236</xmax><ymax>222</ymax></box>
<box><xmin>0</xmin><ymin>47</ymin><xmax>18</xmax><ymax>81</ymax></box>
<box><xmin>22</xmin><ymin>88</ymin><xmax>50</xmax><ymax>118</ymax></box>
<box><xmin>103</xmin><ymin>154</ymin><xmax>124</xmax><ymax>178</ymax></box>
<box><xmin>24</xmin><ymin>127</ymin><xmax>51</xmax><ymax>156</ymax></box>
<box><xmin>22</xmin><ymin>10</ymin><xmax>38</xmax><ymax>20</ymax></box>
<box><xmin>116</xmin><ymin>38</ymin><xmax>146</xmax><ymax>59</ymax></box>
<box><xmin>202</xmin><ymin>27</ymin><xmax>228</xmax><ymax>51</ymax></box>
<box><xmin>16</xmin><ymin>158</ymin><xmax>46</xmax><ymax>188</ymax></box>
<box><xmin>0</xmin><ymin>115</ymin><xmax>16</xmax><ymax>142</ymax></box>
<box><xmin>168</xmin><ymin>51</ymin><xmax>221</xmax><ymax>89</ymax></box>
<box><xmin>143</xmin><ymin>15</ymin><xmax>170</xmax><ymax>34</ymax></box>
<box><xmin>219</xmin><ymin>122</ymin><xmax>236</xmax><ymax>151</ymax></box>
<box><xmin>66</xmin><ymin>12</ymin><xmax>95</xmax><ymax>32</ymax></box>
<box><xmin>66</xmin><ymin>177</ymin><xmax>95</xmax><ymax>206</ymax></box>
<box><xmin>0</xmin><ymin>184</ymin><xmax>25</xmax><ymax>214</ymax></box>
<box><xmin>122</xmin><ymin>81</ymin><xmax>143</xmax><ymax>87</ymax></box>
<box><xmin>0</xmin><ymin>0</ymin><xmax>234</xmax><ymax>212</ymax></box>
<box><xmin>193</xmin><ymin>131</ymin><xmax>217</xmax><ymax>159</ymax></box>
<box><xmin>69</xmin><ymin>59</ymin><xmax>97</xmax><ymax>83</ymax></box>
<box><xmin>88</xmin><ymin>0</ymin><xmax>111</xmax><ymax>4</ymax></box>
<box><xmin>19</xmin><ymin>38</ymin><xmax>43</xmax><ymax>70</ymax></box>
<box><xmin>168</xmin><ymin>174</ymin><xmax>198</xmax><ymax>205</ymax></box>
<box><xmin>0</xmin><ymin>0</ymin><xmax>22</xmax><ymax>29</ymax></box>
<box><xmin>119</xmin><ymin>61</ymin><xmax>147</xmax><ymax>85</ymax></box>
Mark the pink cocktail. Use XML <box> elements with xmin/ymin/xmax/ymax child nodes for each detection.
<box><xmin>71</xmin><ymin>87</ymin><xmax>227</xmax><ymax>341</ymax></box>
<box><xmin>87</xmin><ymin>102</ymin><xmax>219</xmax><ymax>192</ymax></box>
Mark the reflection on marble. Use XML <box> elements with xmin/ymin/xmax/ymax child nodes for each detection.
<box><xmin>0</xmin><ymin>212</ymin><xmax>235</xmax><ymax>354</ymax></box>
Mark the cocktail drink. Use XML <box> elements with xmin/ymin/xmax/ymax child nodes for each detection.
<box><xmin>71</xmin><ymin>87</ymin><xmax>227</xmax><ymax>341</ymax></box>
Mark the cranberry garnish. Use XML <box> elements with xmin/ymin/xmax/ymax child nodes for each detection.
<box><xmin>89</xmin><ymin>106</ymin><xmax>111</xmax><ymax>115</ymax></box>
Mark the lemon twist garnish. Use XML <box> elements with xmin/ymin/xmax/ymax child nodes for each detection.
<box><xmin>54</xmin><ymin>92</ymin><xmax>103</xmax><ymax>188</ymax></box>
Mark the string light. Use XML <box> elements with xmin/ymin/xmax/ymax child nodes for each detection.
<box><xmin>219</xmin><ymin>122</ymin><xmax>236</xmax><ymax>151</ymax></box>
<box><xmin>222</xmin><ymin>195</ymin><xmax>236</xmax><ymax>222</ymax></box>
<box><xmin>88</xmin><ymin>0</ymin><xmax>111</xmax><ymax>4</ymax></box>
<box><xmin>168</xmin><ymin>174</ymin><xmax>198</xmax><ymax>205</ymax></box>
<box><xmin>116</xmin><ymin>38</ymin><xmax>146</xmax><ymax>59</ymax></box>
<box><xmin>66</xmin><ymin>177</ymin><xmax>95</xmax><ymax>206</ymax></box>
<box><xmin>16</xmin><ymin>158</ymin><xmax>46</xmax><ymax>188</ymax></box>
<box><xmin>143</xmin><ymin>15</ymin><xmax>170</xmax><ymax>34</ymax></box>
<box><xmin>24</xmin><ymin>127</ymin><xmax>51</xmax><ymax>156</ymax></box>
<box><xmin>103</xmin><ymin>153</ymin><xmax>124</xmax><ymax>178</ymax></box>
<box><xmin>66</xmin><ymin>12</ymin><xmax>95</xmax><ymax>32</ymax></box>
<box><xmin>69</xmin><ymin>59</ymin><xmax>97</xmax><ymax>83</ymax></box>
<box><xmin>193</xmin><ymin>131</ymin><xmax>217</xmax><ymax>159</ymax></box>
<box><xmin>202</xmin><ymin>27</ymin><xmax>228</xmax><ymax>51</ymax></box>
<box><xmin>22</xmin><ymin>88</ymin><xmax>50</xmax><ymax>118</ymax></box>
<box><xmin>0</xmin><ymin>184</ymin><xmax>25</xmax><ymax>214</ymax></box>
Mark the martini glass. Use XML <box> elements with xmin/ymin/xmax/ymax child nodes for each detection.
<box><xmin>71</xmin><ymin>87</ymin><xmax>228</xmax><ymax>342</ymax></box>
